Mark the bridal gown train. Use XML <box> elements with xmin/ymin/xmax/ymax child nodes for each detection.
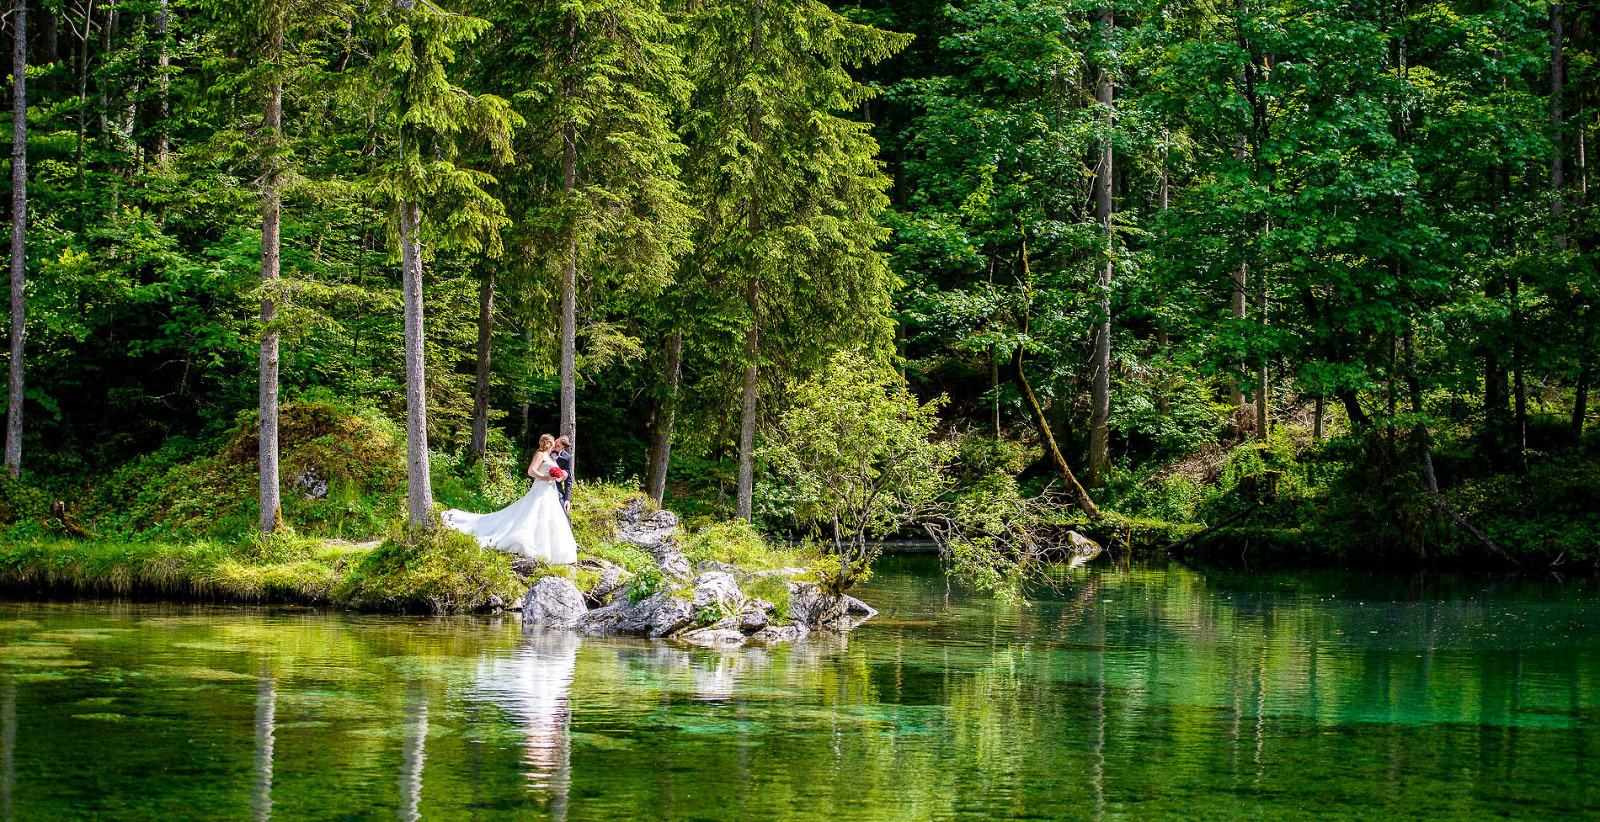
<box><xmin>442</xmin><ymin>458</ymin><xmax>577</xmax><ymax>564</ymax></box>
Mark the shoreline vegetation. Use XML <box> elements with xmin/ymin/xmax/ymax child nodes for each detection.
<box><xmin>0</xmin><ymin>0</ymin><xmax>1595</xmax><ymax>607</ymax></box>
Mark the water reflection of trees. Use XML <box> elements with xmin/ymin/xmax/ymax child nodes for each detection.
<box><xmin>3</xmin><ymin>569</ymin><xmax>1599</xmax><ymax>820</ymax></box>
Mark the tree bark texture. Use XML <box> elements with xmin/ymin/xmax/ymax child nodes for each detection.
<box><xmin>1086</xmin><ymin>6</ymin><xmax>1113</xmax><ymax>488</ymax></box>
<box><xmin>400</xmin><ymin>200</ymin><xmax>432</xmax><ymax>529</ymax></box>
<box><xmin>735</xmin><ymin>0</ymin><xmax>764</xmax><ymax>521</ymax></box>
<box><xmin>645</xmin><ymin>330</ymin><xmax>682</xmax><ymax>504</ymax></box>
<box><xmin>558</xmin><ymin>12</ymin><xmax>579</xmax><ymax>479</ymax></box>
<box><xmin>257</xmin><ymin>25</ymin><xmax>283</xmax><ymax>535</ymax></box>
<box><xmin>469</xmin><ymin>273</ymin><xmax>494</xmax><ymax>462</ymax></box>
<box><xmin>155</xmin><ymin>0</ymin><xmax>170</xmax><ymax>165</ymax></box>
<box><xmin>5</xmin><ymin>0</ymin><xmax>26</xmax><ymax>477</ymax></box>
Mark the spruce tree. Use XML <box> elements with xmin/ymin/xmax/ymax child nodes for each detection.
<box><xmin>469</xmin><ymin>0</ymin><xmax>692</xmax><ymax>480</ymax></box>
<box><xmin>681</xmin><ymin>0</ymin><xmax>908</xmax><ymax>520</ymax></box>
<box><xmin>366</xmin><ymin>0</ymin><xmax>517</xmax><ymax>531</ymax></box>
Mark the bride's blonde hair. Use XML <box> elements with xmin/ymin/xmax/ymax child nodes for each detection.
<box><xmin>538</xmin><ymin>433</ymin><xmax>555</xmax><ymax>452</ymax></box>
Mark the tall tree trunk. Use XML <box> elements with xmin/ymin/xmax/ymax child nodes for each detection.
<box><xmin>1313</xmin><ymin>395</ymin><xmax>1325</xmax><ymax>441</ymax></box>
<box><xmin>257</xmin><ymin>23</ymin><xmax>283</xmax><ymax>535</ymax></box>
<box><xmin>4</xmin><ymin>0</ymin><xmax>25</xmax><ymax>477</ymax></box>
<box><xmin>558</xmin><ymin>13</ymin><xmax>579</xmax><ymax>479</ymax></box>
<box><xmin>1087</xmin><ymin>6</ymin><xmax>1114</xmax><ymax>488</ymax></box>
<box><xmin>155</xmin><ymin>0</ymin><xmax>170</xmax><ymax>166</ymax></box>
<box><xmin>74</xmin><ymin>2</ymin><xmax>87</xmax><ymax>189</ymax></box>
<box><xmin>1014</xmin><ymin>348</ymin><xmax>1100</xmax><ymax>520</ymax></box>
<box><xmin>735</xmin><ymin>0</ymin><xmax>764</xmax><ymax>522</ymax></box>
<box><xmin>736</xmin><ymin>276</ymin><xmax>759</xmax><ymax>520</ymax></box>
<box><xmin>1550</xmin><ymin>2</ymin><xmax>1564</xmax><ymax>244</ymax></box>
<box><xmin>469</xmin><ymin>273</ymin><xmax>494</xmax><ymax>463</ymax></box>
<box><xmin>1573</xmin><ymin>360</ymin><xmax>1589</xmax><ymax>438</ymax></box>
<box><xmin>645</xmin><ymin>330</ymin><xmax>682</xmax><ymax>504</ymax></box>
<box><xmin>1156</xmin><ymin>135</ymin><xmax>1171</xmax><ymax>419</ymax></box>
<box><xmin>400</xmin><ymin>199</ymin><xmax>432</xmax><ymax>529</ymax></box>
<box><xmin>1255</xmin><ymin>222</ymin><xmax>1269</xmax><ymax>440</ymax></box>
<box><xmin>1512</xmin><ymin>271</ymin><xmax>1527</xmax><ymax>474</ymax></box>
<box><xmin>43</xmin><ymin>7</ymin><xmax>58</xmax><ymax>68</ymax></box>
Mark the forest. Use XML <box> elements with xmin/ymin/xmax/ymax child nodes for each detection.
<box><xmin>0</xmin><ymin>0</ymin><xmax>1595</xmax><ymax>583</ymax></box>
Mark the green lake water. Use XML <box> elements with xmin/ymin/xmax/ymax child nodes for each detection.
<box><xmin>0</xmin><ymin>556</ymin><xmax>1597</xmax><ymax>821</ymax></box>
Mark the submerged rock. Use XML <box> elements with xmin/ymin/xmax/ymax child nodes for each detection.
<box><xmin>677</xmin><ymin>627</ymin><xmax>748</xmax><ymax>647</ymax></box>
<box><xmin>522</xmin><ymin>577</ymin><xmax>587</xmax><ymax>628</ymax></box>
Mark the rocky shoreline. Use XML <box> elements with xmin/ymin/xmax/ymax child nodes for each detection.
<box><xmin>514</xmin><ymin>499</ymin><xmax>877</xmax><ymax>647</ymax></box>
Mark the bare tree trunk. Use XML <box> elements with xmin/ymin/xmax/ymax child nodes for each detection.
<box><xmin>736</xmin><ymin>277</ymin><xmax>759</xmax><ymax>520</ymax></box>
<box><xmin>1014</xmin><ymin>349</ymin><xmax>1100</xmax><ymax>520</ymax></box>
<box><xmin>4</xmin><ymin>0</ymin><xmax>25</xmax><ymax>477</ymax></box>
<box><xmin>1512</xmin><ymin>273</ymin><xmax>1527</xmax><ymax>474</ymax></box>
<box><xmin>1573</xmin><ymin>361</ymin><xmax>1589</xmax><ymax>438</ymax></box>
<box><xmin>469</xmin><ymin>273</ymin><xmax>494</xmax><ymax>463</ymax></box>
<box><xmin>645</xmin><ymin>330</ymin><xmax>682</xmax><ymax>504</ymax></box>
<box><xmin>1550</xmin><ymin>2</ymin><xmax>1565</xmax><ymax>244</ymax></box>
<box><xmin>1255</xmin><ymin>221</ymin><xmax>1269</xmax><ymax>440</ymax></box>
<box><xmin>401</xmin><ymin>199</ymin><xmax>432</xmax><ymax>529</ymax></box>
<box><xmin>257</xmin><ymin>22</ymin><xmax>283</xmax><ymax>534</ymax></box>
<box><xmin>1313</xmin><ymin>394</ymin><xmax>1325</xmax><ymax>440</ymax></box>
<box><xmin>74</xmin><ymin>1</ymin><xmax>88</xmax><ymax>189</ymax></box>
<box><xmin>735</xmin><ymin>0</ymin><xmax>764</xmax><ymax>521</ymax></box>
<box><xmin>1230</xmin><ymin>139</ymin><xmax>1248</xmax><ymax>411</ymax></box>
<box><xmin>558</xmin><ymin>13</ymin><xmax>579</xmax><ymax>480</ymax></box>
<box><xmin>1087</xmin><ymin>6</ymin><xmax>1113</xmax><ymax>488</ymax></box>
<box><xmin>155</xmin><ymin>0</ymin><xmax>170</xmax><ymax>166</ymax></box>
<box><xmin>1156</xmin><ymin>135</ymin><xmax>1171</xmax><ymax>419</ymax></box>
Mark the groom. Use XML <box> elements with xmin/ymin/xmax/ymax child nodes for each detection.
<box><xmin>554</xmin><ymin>436</ymin><xmax>574</xmax><ymax>518</ymax></box>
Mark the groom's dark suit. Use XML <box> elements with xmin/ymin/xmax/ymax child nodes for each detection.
<box><xmin>553</xmin><ymin>448</ymin><xmax>573</xmax><ymax>509</ymax></box>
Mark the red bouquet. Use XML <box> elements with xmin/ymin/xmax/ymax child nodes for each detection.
<box><xmin>548</xmin><ymin>466</ymin><xmax>567</xmax><ymax>481</ymax></box>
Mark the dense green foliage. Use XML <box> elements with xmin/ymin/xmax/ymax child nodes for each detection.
<box><xmin>0</xmin><ymin>0</ymin><xmax>1595</xmax><ymax>571</ymax></box>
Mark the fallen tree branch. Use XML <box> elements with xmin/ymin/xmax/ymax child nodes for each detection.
<box><xmin>1430</xmin><ymin>499</ymin><xmax>1520</xmax><ymax>568</ymax></box>
<box><xmin>1160</xmin><ymin>502</ymin><xmax>1262</xmax><ymax>554</ymax></box>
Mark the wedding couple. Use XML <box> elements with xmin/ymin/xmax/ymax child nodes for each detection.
<box><xmin>442</xmin><ymin>434</ymin><xmax>577</xmax><ymax>565</ymax></box>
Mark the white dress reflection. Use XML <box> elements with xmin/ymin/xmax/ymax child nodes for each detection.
<box><xmin>473</xmin><ymin>630</ymin><xmax>581</xmax><ymax>819</ymax></box>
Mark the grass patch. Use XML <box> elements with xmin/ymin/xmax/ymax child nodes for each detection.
<box><xmin>679</xmin><ymin>520</ymin><xmax>815</xmax><ymax>573</ymax></box>
<box><xmin>0</xmin><ymin>521</ymin><xmax>524</xmax><ymax>614</ymax></box>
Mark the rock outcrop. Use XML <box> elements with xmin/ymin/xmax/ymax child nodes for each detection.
<box><xmin>519</xmin><ymin>495</ymin><xmax>878</xmax><ymax>647</ymax></box>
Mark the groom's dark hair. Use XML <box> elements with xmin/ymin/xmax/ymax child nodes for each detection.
<box><xmin>557</xmin><ymin>435</ymin><xmax>572</xmax><ymax>449</ymax></box>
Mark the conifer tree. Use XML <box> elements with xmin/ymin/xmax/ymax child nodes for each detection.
<box><xmin>470</xmin><ymin>0</ymin><xmax>691</xmax><ymax>480</ymax></box>
<box><xmin>681</xmin><ymin>0</ymin><xmax>908</xmax><ymax>520</ymax></box>
<box><xmin>366</xmin><ymin>0</ymin><xmax>517</xmax><ymax>530</ymax></box>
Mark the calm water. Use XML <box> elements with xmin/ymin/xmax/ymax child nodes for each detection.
<box><xmin>0</xmin><ymin>557</ymin><xmax>1597</xmax><ymax>821</ymax></box>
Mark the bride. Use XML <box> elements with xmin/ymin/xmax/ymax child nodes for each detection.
<box><xmin>442</xmin><ymin>434</ymin><xmax>578</xmax><ymax>564</ymax></box>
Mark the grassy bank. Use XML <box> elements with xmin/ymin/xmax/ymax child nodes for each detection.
<box><xmin>0</xmin><ymin>478</ymin><xmax>820</xmax><ymax>613</ymax></box>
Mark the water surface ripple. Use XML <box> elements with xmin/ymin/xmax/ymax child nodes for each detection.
<box><xmin>0</xmin><ymin>557</ymin><xmax>1596</xmax><ymax>820</ymax></box>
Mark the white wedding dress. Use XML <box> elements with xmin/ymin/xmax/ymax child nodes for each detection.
<box><xmin>442</xmin><ymin>455</ymin><xmax>578</xmax><ymax>564</ymax></box>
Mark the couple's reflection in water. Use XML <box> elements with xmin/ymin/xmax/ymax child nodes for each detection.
<box><xmin>473</xmin><ymin>629</ymin><xmax>582</xmax><ymax>820</ymax></box>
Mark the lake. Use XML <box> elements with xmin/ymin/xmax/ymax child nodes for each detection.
<box><xmin>0</xmin><ymin>556</ymin><xmax>1596</xmax><ymax>821</ymax></box>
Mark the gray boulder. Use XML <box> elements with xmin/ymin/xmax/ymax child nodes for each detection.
<box><xmin>691</xmin><ymin>571</ymin><xmax>745</xmax><ymax>612</ymax></box>
<box><xmin>575</xmin><ymin>591</ymin><xmax>694</xmax><ymax>638</ymax></box>
<box><xmin>738</xmin><ymin>598</ymin><xmax>775</xmax><ymax>633</ymax></box>
<box><xmin>749</xmin><ymin>623</ymin><xmax>809</xmax><ymax>644</ymax></box>
<box><xmin>677</xmin><ymin>627</ymin><xmax>749</xmax><ymax>647</ymax></box>
<box><xmin>786</xmin><ymin>582</ymin><xmax>835</xmax><ymax>628</ymax></box>
<box><xmin>522</xmin><ymin>577</ymin><xmax>588</xmax><ymax>628</ymax></box>
<box><xmin>1064</xmin><ymin>531</ymin><xmax>1103</xmax><ymax>568</ymax></box>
